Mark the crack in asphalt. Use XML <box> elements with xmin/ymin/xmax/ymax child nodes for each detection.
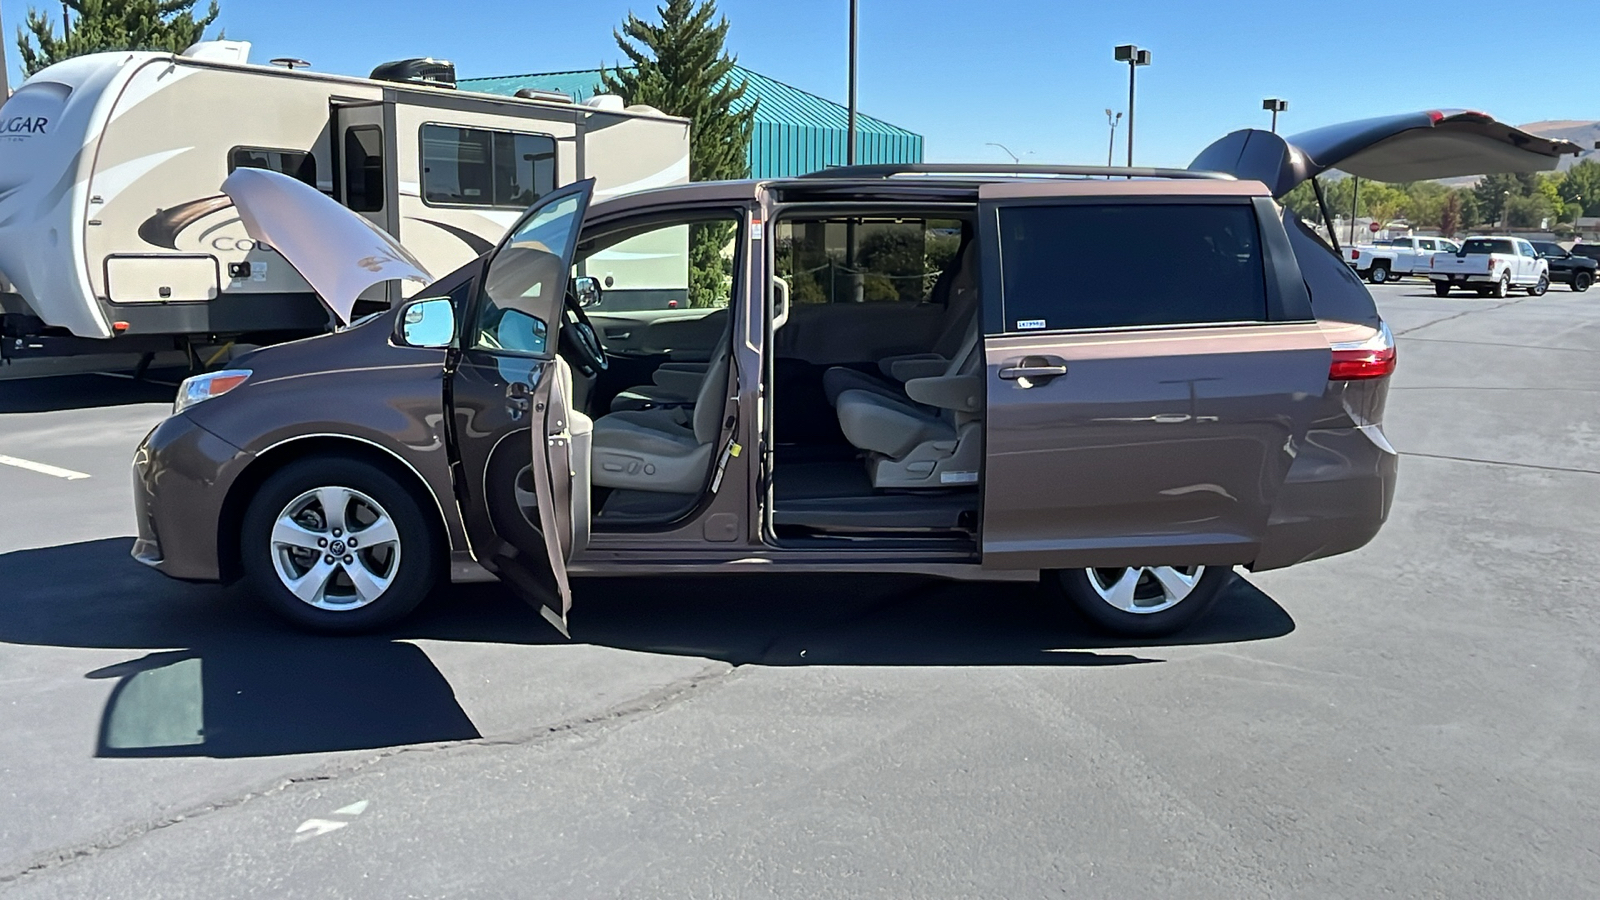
<box><xmin>1402</xmin><ymin>337</ymin><xmax>1598</xmax><ymax>355</ymax></box>
<box><xmin>1399</xmin><ymin>450</ymin><xmax>1600</xmax><ymax>477</ymax></box>
<box><xmin>1392</xmin><ymin>296</ymin><xmax>1530</xmax><ymax>336</ymax></box>
<box><xmin>0</xmin><ymin>660</ymin><xmax>738</xmax><ymax>886</ymax></box>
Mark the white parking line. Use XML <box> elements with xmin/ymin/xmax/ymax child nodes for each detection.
<box><xmin>0</xmin><ymin>455</ymin><xmax>92</xmax><ymax>480</ymax></box>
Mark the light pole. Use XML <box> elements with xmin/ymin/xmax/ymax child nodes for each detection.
<box><xmin>1262</xmin><ymin>98</ymin><xmax>1287</xmax><ymax>133</ymax></box>
<box><xmin>1501</xmin><ymin>190</ymin><xmax>1511</xmax><ymax>231</ymax></box>
<box><xmin>846</xmin><ymin>0</ymin><xmax>858</xmax><ymax>165</ymax></box>
<box><xmin>1104</xmin><ymin>109</ymin><xmax>1122</xmax><ymax>169</ymax></box>
<box><xmin>1112</xmin><ymin>44</ymin><xmax>1151</xmax><ymax>168</ymax></box>
<box><xmin>985</xmin><ymin>142</ymin><xmax>1021</xmax><ymax>164</ymax></box>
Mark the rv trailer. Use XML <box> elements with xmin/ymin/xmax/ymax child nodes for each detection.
<box><xmin>0</xmin><ymin>41</ymin><xmax>690</xmax><ymax>361</ymax></box>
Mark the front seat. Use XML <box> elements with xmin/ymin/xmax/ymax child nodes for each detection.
<box><xmin>834</xmin><ymin>322</ymin><xmax>983</xmax><ymax>490</ymax></box>
<box><xmin>821</xmin><ymin>236</ymin><xmax>979</xmax><ymax>407</ymax></box>
<box><xmin>589</xmin><ymin>334</ymin><xmax>731</xmax><ymax>494</ymax></box>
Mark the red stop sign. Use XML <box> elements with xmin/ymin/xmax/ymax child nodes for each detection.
<box><xmin>1369</xmin><ymin>222</ymin><xmax>1381</xmax><ymax>233</ymax></box>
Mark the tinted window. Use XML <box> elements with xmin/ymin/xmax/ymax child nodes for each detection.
<box><xmin>1462</xmin><ymin>239</ymin><xmax>1515</xmax><ymax>255</ymax></box>
<box><xmin>1532</xmin><ymin>242</ymin><xmax>1562</xmax><ymax>256</ymax></box>
<box><xmin>773</xmin><ymin>217</ymin><xmax>965</xmax><ymax>305</ymax></box>
<box><xmin>342</xmin><ymin>127</ymin><xmax>384</xmax><ymax>212</ymax></box>
<box><xmin>998</xmin><ymin>204</ymin><xmax>1267</xmax><ymax>332</ymax></box>
<box><xmin>229</xmin><ymin>147</ymin><xmax>317</xmax><ymax>188</ymax></box>
<box><xmin>421</xmin><ymin>125</ymin><xmax>556</xmax><ymax>208</ymax></box>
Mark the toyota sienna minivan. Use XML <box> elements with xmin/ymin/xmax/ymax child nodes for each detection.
<box><xmin>130</xmin><ymin>110</ymin><xmax>1578</xmax><ymax>637</ymax></box>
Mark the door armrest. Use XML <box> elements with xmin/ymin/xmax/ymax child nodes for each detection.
<box><xmin>888</xmin><ymin>356</ymin><xmax>951</xmax><ymax>383</ymax></box>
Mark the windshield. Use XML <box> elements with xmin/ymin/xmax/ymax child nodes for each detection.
<box><xmin>1461</xmin><ymin>238</ymin><xmax>1514</xmax><ymax>255</ymax></box>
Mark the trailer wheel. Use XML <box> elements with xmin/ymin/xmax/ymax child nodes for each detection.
<box><xmin>1573</xmin><ymin>272</ymin><xmax>1592</xmax><ymax>292</ymax></box>
<box><xmin>1433</xmin><ymin>281</ymin><xmax>1452</xmax><ymax>297</ymax></box>
<box><xmin>1368</xmin><ymin>263</ymin><xmax>1391</xmax><ymax>284</ymax></box>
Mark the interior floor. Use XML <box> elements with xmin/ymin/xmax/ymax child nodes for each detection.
<box><xmin>771</xmin><ymin>454</ymin><xmax>978</xmax><ymax>538</ymax></box>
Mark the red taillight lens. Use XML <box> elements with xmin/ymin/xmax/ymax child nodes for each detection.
<box><xmin>1351</xmin><ymin>249</ymin><xmax>1360</xmax><ymax>260</ymax></box>
<box><xmin>1329</xmin><ymin>322</ymin><xmax>1396</xmax><ymax>380</ymax></box>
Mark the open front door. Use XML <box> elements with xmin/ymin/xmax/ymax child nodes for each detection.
<box><xmin>446</xmin><ymin>180</ymin><xmax>595</xmax><ymax>634</ymax></box>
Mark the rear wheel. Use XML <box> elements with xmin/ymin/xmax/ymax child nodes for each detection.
<box><xmin>240</xmin><ymin>456</ymin><xmax>439</xmax><ymax>633</ymax></box>
<box><xmin>1051</xmin><ymin>565</ymin><xmax>1230</xmax><ymax>637</ymax></box>
<box><xmin>1368</xmin><ymin>263</ymin><xmax>1391</xmax><ymax>284</ymax></box>
<box><xmin>1572</xmin><ymin>271</ymin><xmax>1591</xmax><ymax>292</ymax></box>
<box><xmin>1528</xmin><ymin>274</ymin><xmax>1549</xmax><ymax>297</ymax></box>
<box><xmin>1433</xmin><ymin>281</ymin><xmax>1452</xmax><ymax>297</ymax></box>
<box><xmin>1492</xmin><ymin>272</ymin><xmax>1511</xmax><ymax>298</ymax></box>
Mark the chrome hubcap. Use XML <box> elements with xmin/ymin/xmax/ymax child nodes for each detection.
<box><xmin>270</xmin><ymin>486</ymin><xmax>401</xmax><ymax>611</ymax></box>
<box><xmin>1085</xmin><ymin>566</ymin><xmax>1205</xmax><ymax>615</ymax></box>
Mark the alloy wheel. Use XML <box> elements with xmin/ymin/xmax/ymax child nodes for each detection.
<box><xmin>1084</xmin><ymin>566</ymin><xmax>1207</xmax><ymax>615</ymax></box>
<box><xmin>269</xmin><ymin>486</ymin><xmax>402</xmax><ymax>610</ymax></box>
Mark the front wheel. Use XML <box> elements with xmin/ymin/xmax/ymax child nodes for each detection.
<box><xmin>1528</xmin><ymin>275</ymin><xmax>1549</xmax><ymax>297</ymax></box>
<box><xmin>240</xmin><ymin>456</ymin><xmax>440</xmax><ymax>633</ymax></box>
<box><xmin>1573</xmin><ymin>271</ymin><xmax>1593</xmax><ymax>292</ymax></box>
<box><xmin>1050</xmin><ymin>565</ymin><xmax>1231</xmax><ymax>637</ymax></box>
<box><xmin>1433</xmin><ymin>281</ymin><xmax>1452</xmax><ymax>297</ymax></box>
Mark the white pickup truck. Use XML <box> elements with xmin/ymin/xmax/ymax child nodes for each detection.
<box><xmin>1346</xmin><ymin>235</ymin><xmax>1461</xmax><ymax>283</ymax></box>
<box><xmin>1428</xmin><ymin>236</ymin><xmax>1550</xmax><ymax>297</ymax></box>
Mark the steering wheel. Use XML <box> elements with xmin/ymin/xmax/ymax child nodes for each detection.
<box><xmin>559</xmin><ymin>285</ymin><xmax>608</xmax><ymax>377</ymax></box>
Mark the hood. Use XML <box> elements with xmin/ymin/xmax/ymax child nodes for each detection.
<box><xmin>1190</xmin><ymin>110</ymin><xmax>1583</xmax><ymax>197</ymax></box>
<box><xmin>220</xmin><ymin>168</ymin><xmax>432</xmax><ymax>323</ymax></box>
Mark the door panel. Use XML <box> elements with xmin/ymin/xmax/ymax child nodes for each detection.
<box><xmin>446</xmin><ymin>179</ymin><xmax>594</xmax><ymax>631</ymax></box>
<box><xmin>981</xmin><ymin>323</ymin><xmax>1331</xmax><ymax>569</ymax></box>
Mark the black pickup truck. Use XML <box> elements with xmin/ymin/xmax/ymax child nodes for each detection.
<box><xmin>1533</xmin><ymin>241</ymin><xmax>1598</xmax><ymax>292</ymax></box>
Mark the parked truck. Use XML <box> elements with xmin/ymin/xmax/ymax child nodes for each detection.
<box><xmin>1428</xmin><ymin>236</ymin><xmax>1550</xmax><ymax>297</ymax></box>
<box><xmin>1346</xmin><ymin>235</ymin><xmax>1461</xmax><ymax>283</ymax></box>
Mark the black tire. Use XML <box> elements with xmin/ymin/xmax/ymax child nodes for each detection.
<box><xmin>240</xmin><ymin>455</ymin><xmax>439</xmax><ymax>633</ymax></box>
<box><xmin>1049</xmin><ymin>566</ymin><xmax>1231</xmax><ymax>638</ymax></box>
<box><xmin>1573</xmin><ymin>271</ymin><xmax>1592</xmax><ymax>293</ymax></box>
<box><xmin>1528</xmin><ymin>274</ymin><xmax>1549</xmax><ymax>297</ymax></box>
<box><xmin>1492</xmin><ymin>272</ymin><xmax>1510</xmax><ymax>299</ymax></box>
<box><xmin>1433</xmin><ymin>281</ymin><xmax>1451</xmax><ymax>297</ymax></box>
<box><xmin>1368</xmin><ymin>263</ymin><xmax>1391</xmax><ymax>284</ymax></box>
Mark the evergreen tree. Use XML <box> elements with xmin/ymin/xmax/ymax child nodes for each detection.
<box><xmin>18</xmin><ymin>0</ymin><xmax>221</xmax><ymax>77</ymax></box>
<box><xmin>600</xmin><ymin>0</ymin><xmax>756</xmax><ymax>308</ymax></box>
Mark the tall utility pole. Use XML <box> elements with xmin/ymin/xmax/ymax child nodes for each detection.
<box><xmin>0</xmin><ymin>5</ymin><xmax>10</xmax><ymax>97</ymax></box>
<box><xmin>1262</xmin><ymin>98</ymin><xmax>1287</xmax><ymax>133</ymax></box>
<box><xmin>1104</xmin><ymin>109</ymin><xmax>1122</xmax><ymax>169</ymax></box>
<box><xmin>1113</xmin><ymin>44</ymin><xmax>1151</xmax><ymax>168</ymax></box>
<box><xmin>846</xmin><ymin>0</ymin><xmax>858</xmax><ymax>165</ymax></box>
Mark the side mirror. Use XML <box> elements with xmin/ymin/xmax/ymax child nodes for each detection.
<box><xmin>395</xmin><ymin>296</ymin><xmax>456</xmax><ymax>348</ymax></box>
<box><xmin>572</xmin><ymin>275</ymin><xmax>603</xmax><ymax>308</ymax></box>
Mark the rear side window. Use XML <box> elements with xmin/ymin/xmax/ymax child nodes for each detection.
<box><xmin>997</xmin><ymin>204</ymin><xmax>1267</xmax><ymax>332</ymax></box>
<box><xmin>421</xmin><ymin>124</ymin><xmax>557</xmax><ymax>208</ymax></box>
<box><xmin>229</xmin><ymin>147</ymin><xmax>317</xmax><ymax>188</ymax></box>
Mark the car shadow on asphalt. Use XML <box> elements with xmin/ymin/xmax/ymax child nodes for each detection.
<box><xmin>0</xmin><ymin>538</ymin><xmax>1295</xmax><ymax>759</ymax></box>
<box><xmin>0</xmin><ymin>372</ymin><xmax>179</xmax><ymax>413</ymax></box>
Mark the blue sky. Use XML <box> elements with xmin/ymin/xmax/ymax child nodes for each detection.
<box><xmin>0</xmin><ymin>0</ymin><xmax>1581</xmax><ymax>167</ymax></box>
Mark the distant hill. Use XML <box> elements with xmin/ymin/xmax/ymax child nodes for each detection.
<box><xmin>1519</xmin><ymin>120</ymin><xmax>1600</xmax><ymax>170</ymax></box>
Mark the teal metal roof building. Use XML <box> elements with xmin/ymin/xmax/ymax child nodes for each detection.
<box><xmin>458</xmin><ymin>65</ymin><xmax>923</xmax><ymax>179</ymax></box>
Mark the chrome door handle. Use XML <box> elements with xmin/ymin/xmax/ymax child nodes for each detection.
<box><xmin>998</xmin><ymin>364</ymin><xmax>1068</xmax><ymax>381</ymax></box>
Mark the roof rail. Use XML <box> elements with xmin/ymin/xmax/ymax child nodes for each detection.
<box><xmin>800</xmin><ymin>163</ymin><xmax>1235</xmax><ymax>181</ymax></box>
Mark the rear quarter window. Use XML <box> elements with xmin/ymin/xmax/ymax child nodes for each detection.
<box><xmin>997</xmin><ymin>203</ymin><xmax>1267</xmax><ymax>332</ymax></box>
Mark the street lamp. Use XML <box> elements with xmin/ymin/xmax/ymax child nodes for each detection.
<box><xmin>986</xmin><ymin>142</ymin><xmax>1021</xmax><ymax>164</ymax></box>
<box><xmin>1104</xmin><ymin>109</ymin><xmax>1122</xmax><ymax>170</ymax></box>
<box><xmin>1112</xmin><ymin>44</ymin><xmax>1151</xmax><ymax>168</ymax></box>
<box><xmin>1501</xmin><ymin>190</ymin><xmax>1511</xmax><ymax>231</ymax></box>
<box><xmin>1262</xmin><ymin>98</ymin><xmax>1288</xmax><ymax>133</ymax></box>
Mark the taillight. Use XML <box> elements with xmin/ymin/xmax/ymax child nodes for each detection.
<box><xmin>1351</xmin><ymin>249</ymin><xmax>1360</xmax><ymax>260</ymax></box>
<box><xmin>1329</xmin><ymin>322</ymin><xmax>1396</xmax><ymax>381</ymax></box>
<box><xmin>1486</xmin><ymin>255</ymin><xmax>1497</xmax><ymax>272</ymax></box>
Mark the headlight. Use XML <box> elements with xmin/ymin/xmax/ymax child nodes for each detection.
<box><xmin>174</xmin><ymin>369</ymin><xmax>251</xmax><ymax>413</ymax></box>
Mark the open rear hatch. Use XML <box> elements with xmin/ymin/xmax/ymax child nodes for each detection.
<box><xmin>1190</xmin><ymin>110</ymin><xmax>1582</xmax><ymax>197</ymax></box>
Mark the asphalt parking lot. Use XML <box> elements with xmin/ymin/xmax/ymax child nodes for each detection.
<box><xmin>2</xmin><ymin>279</ymin><xmax>1597</xmax><ymax>897</ymax></box>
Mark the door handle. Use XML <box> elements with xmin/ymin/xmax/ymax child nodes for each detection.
<box><xmin>998</xmin><ymin>356</ymin><xmax>1068</xmax><ymax>383</ymax></box>
<box><xmin>505</xmin><ymin>381</ymin><xmax>532</xmax><ymax>419</ymax></box>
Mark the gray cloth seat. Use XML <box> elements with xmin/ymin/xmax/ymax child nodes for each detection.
<box><xmin>822</xmin><ymin>237</ymin><xmax>980</xmax><ymax>407</ymax></box>
<box><xmin>834</xmin><ymin>321</ymin><xmax>984</xmax><ymax>489</ymax></box>
<box><xmin>590</xmin><ymin>330</ymin><xmax>730</xmax><ymax>494</ymax></box>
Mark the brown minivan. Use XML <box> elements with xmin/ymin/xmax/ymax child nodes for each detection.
<box><xmin>130</xmin><ymin>111</ymin><xmax>1578</xmax><ymax>636</ymax></box>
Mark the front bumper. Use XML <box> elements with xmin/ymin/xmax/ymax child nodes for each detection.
<box><xmin>131</xmin><ymin>414</ymin><xmax>252</xmax><ymax>581</ymax></box>
<box><xmin>1251</xmin><ymin>424</ymin><xmax>1399</xmax><ymax>572</ymax></box>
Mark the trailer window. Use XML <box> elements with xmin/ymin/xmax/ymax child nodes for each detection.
<box><xmin>343</xmin><ymin>127</ymin><xmax>384</xmax><ymax>213</ymax></box>
<box><xmin>421</xmin><ymin>124</ymin><xmax>556</xmax><ymax>208</ymax></box>
<box><xmin>228</xmin><ymin>147</ymin><xmax>317</xmax><ymax>188</ymax></box>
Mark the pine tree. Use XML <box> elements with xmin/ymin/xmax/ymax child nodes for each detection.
<box><xmin>599</xmin><ymin>0</ymin><xmax>756</xmax><ymax>308</ymax></box>
<box><xmin>18</xmin><ymin>0</ymin><xmax>221</xmax><ymax>78</ymax></box>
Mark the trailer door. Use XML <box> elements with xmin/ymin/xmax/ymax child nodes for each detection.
<box><xmin>333</xmin><ymin>101</ymin><xmax>396</xmax><ymax>303</ymax></box>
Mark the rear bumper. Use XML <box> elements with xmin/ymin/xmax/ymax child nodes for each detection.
<box><xmin>131</xmin><ymin>413</ymin><xmax>252</xmax><ymax>582</ymax></box>
<box><xmin>1251</xmin><ymin>424</ymin><xmax>1398</xmax><ymax>572</ymax></box>
<box><xmin>1429</xmin><ymin>273</ymin><xmax>1495</xmax><ymax>285</ymax></box>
